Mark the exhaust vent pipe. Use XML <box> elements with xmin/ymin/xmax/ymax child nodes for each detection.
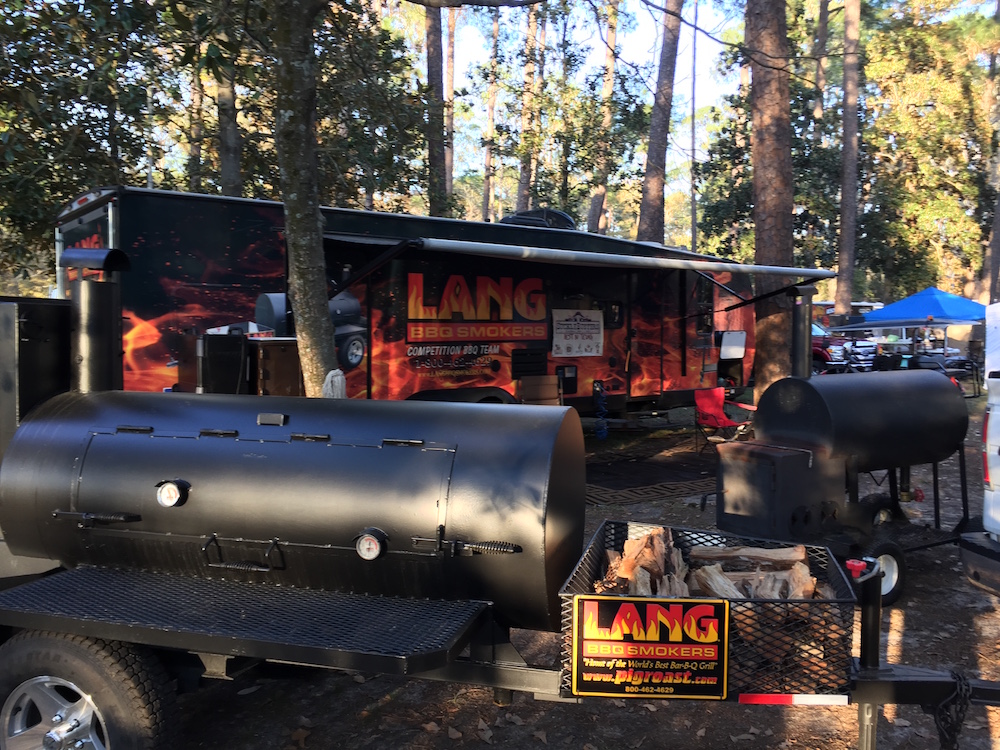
<box><xmin>790</xmin><ymin>286</ymin><xmax>815</xmax><ymax>379</ymax></box>
<box><xmin>58</xmin><ymin>248</ymin><xmax>129</xmax><ymax>393</ymax></box>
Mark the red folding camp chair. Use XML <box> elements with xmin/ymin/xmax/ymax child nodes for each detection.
<box><xmin>694</xmin><ymin>387</ymin><xmax>756</xmax><ymax>452</ymax></box>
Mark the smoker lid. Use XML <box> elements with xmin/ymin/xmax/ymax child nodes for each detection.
<box><xmin>754</xmin><ymin>370</ymin><xmax>968</xmax><ymax>470</ymax></box>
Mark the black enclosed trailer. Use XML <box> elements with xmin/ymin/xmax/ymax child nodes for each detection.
<box><xmin>54</xmin><ymin>186</ymin><xmax>834</xmax><ymax>413</ymax></box>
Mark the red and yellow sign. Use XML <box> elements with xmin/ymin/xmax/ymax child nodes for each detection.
<box><xmin>406</xmin><ymin>273</ymin><xmax>547</xmax><ymax>343</ymax></box>
<box><xmin>571</xmin><ymin>596</ymin><xmax>729</xmax><ymax>700</ymax></box>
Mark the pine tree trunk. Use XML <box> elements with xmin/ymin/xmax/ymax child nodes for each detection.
<box><xmin>218</xmin><ymin>67</ymin><xmax>243</xmax><ymax>197</ymax></box>
<box><xmin>426</xmin><ymin>5</ymin><xmax>447</xmax><ymax>215</ymax></box>
<box><xmin>834</xmin><ymin>0</ymin><xmax>859</xmax><ymax>315</ymax></box>
<box><xmin>986</xmin><ymin>0</ymin><xmax>1000</xmax><ymax>302</ymax></box>
<box><xmin>746</xmin><ymin>0</ymin><xmax>794</xmax><ymax>398</ymax></box>
<box><xmin>586</xmin><ymin>0</ymin><xmax>619</xmax><ymax>234</ymax></box>
<box><xmin>516</xmin><ymin>4</ymin><xmax>539</xmax><ymax>213</ymax></box>
<box><xmin>445</xmin><ymin>7</ymin><xmax>457</xmax><ymax>198</ymax></box>
<box><xmin>989</xmin><ymin>194</ymin><xmax>1000</xmax><ymax>302</ymax></box>
<box><xmin>482</xmin><ymin>9</ymin><xmax>499</xmax><ymax>221</ymax></box>
<box><xmin>558</xmin><ymin>14</ymin><xmax>572</xmax><ymax>211</ymax></box>
<box><xmin>531</xmin><ymin>14</ymin><xmax>547</xmax><ymax>199</ymax></box>
<box><xmin>272</xmin><ymin>0</ymin><xmax>338</xmax><ymax>397</ymax></box>
<box><xmin>811</xmin><ymin>0</ymin><xmax>829</xmax><ymax>141</ymax></box>
<box><xmin>636</xmin><ymin>0</ymin><xmax>684</xmax><ymax>243</ymax></box>
<box><xmin>187</xmin><ymin>57</ymin><xmax>204</xmax><ymax>193</ymax></box>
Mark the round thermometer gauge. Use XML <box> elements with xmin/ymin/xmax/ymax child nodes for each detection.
<box><xmin>356</xmin><ymin>532</ymin><xmax>385</xmax><ymax>561</ymax></box>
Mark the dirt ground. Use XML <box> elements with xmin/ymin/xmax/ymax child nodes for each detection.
<box><xmin>177</xmin><ymin>394</ymin><xmax>1000</xmax><ymax>750</ymax></box>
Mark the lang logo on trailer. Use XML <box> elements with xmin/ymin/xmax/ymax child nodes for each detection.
<box><xmin>571</xmin><ymin>596</ymin><xmax>729</xmax><ymax>700</ymax></box>
<box><xmin>406</xmin><ymin>273</ymin><xmax>547</xmax><ymax>343</ymax></box>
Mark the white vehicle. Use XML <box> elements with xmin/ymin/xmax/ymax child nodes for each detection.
<box><xmin>959</xmin><ymin>302</ymin><xmax>1000</xmax><ymax>592</ymax></box>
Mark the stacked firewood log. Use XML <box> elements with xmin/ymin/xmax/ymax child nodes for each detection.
<box><xmin>593</xmin><ymin>527</ymin><xmax>825</xmax><ymax>600</ymax></box>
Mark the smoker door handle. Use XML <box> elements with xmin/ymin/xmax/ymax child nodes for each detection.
<box><xmin>52</xmin><ymin>510</ymin><xmax>142</xmax><ymax>528</ymax></box>
<box><xmin>201</xmin><ymin>534</ymin><xmax>284</xmax><ymax>573</ymax></box>
<box><xmin>410</xmin><ymin>531</ymin><xmax>523</xmax><ymax>557</ymax></box>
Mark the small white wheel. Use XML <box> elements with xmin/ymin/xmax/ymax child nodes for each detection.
<box><xmin>861</xmin><ymin>538</ymin><xmax>907</xmax><ymax>606</ymax></box>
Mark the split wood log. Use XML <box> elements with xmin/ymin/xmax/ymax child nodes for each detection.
<box><xmin>629</xmin><ymin>566</ymin><xmax>652</xmax><ymax>596</ymax></box>
<box><xmin>693</xmin><ymin>563</ymin><xmax>743</xmax><ymax>599</ymax></box>
<box><xmin>690</xmin><ymin>562</ymin><xmax>788</xmax><ymax>659</ymax></box>
<box><xmin>689</xmin><ymin>544</ymin><xmax>808</xmax><ymax>569</ymax></box>
<box><xmin>669</xmin><ymin>546</ymin><xmax>687</xmax><ymax>581</ymax></box>
<box><xmin>658</xmin><ymin>574</ymin><xmax>690</xmax><ymax>597</ymax></box>
<box><xmin>594</xmin><ymin>550</ymin><xmax>629</xmax><ymax>594</ymax></box>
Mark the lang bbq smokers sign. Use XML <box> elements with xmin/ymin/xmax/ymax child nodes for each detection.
<box><xmin>571</xmin><ymin>596</ymin><xmax>730</xmax><ymax>699</ymax></box>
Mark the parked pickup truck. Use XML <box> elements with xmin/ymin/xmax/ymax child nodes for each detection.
<box><xmin>812</xmin><ymin>321</ymin><xmax>878</xmax><ymax>373</ymax></box>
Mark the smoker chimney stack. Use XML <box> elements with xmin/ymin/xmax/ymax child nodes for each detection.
<box><xmin>789</xmin><ymin>286</ymin><xmax>816</xmax><ymax>379</ymax></box>
<box><xmin>58</xmin><ymin>248</ymin><xmax>129</xmax><ymax>393</ymax></box>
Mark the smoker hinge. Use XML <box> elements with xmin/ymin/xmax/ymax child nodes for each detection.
<box><xmin>52</xmin><ymin>510</ymin><xmax>142</xmax><ymax>528</ymax></box>
<box><xmin>382</xmin><ymin>438</ymin><xmax>425</xmax><ymax>447</ymax></box>
<box><xmin>411</xmin><ymin>526</ymin><xmax>522</xmax><ymax>557</ymax></box>
<box><xmin>199</xmin><ymin>429</ymin><xmax>239</xmax><ymax>438</ymax></box>
<box><xmin>291</xmin><ymin>432</ymin><xmax>331</xmax><ymax>442</ymax></box>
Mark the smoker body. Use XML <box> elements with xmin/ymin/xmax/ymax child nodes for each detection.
<box><xmin>0</xmin><ymin>391</ymin><xmax>586</xmax><ymax>632</ymax></box>
<box><xmin>718</xmin><ymin>370</ymin><xmax>969</xmax><ymax>551</ymax></box>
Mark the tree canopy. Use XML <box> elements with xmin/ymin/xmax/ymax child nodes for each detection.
<box><xmin>2</xmin><ymin>0</ymin><xmax>1000</xmax><ymax>309</ymax></box>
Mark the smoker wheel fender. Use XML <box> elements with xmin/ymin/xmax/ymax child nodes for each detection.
<box><xmin>860</xmin><ymin>536</ymin><xmax>907</xmax><ymax>606</ymax></box>
<box><xmin>0</xmin><ymin>631</ymin><xmax>178</xmax><ymax>750</ymax></box>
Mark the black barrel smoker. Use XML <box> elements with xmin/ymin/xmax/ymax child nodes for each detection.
<box><xmin>716</xmin><ymin>369</ymin><xmax>971</xmax><ymax>604</ymax></box>
<box><xmin>0</xmin><ymin>392</ymin><xmax>585</xmax><ymax>633</ymax></box>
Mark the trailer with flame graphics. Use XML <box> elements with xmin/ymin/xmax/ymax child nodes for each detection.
<box><xmin>57</xmin><ymin>186</ymin><xmax>810</xmax><ymax>412</ymax></box>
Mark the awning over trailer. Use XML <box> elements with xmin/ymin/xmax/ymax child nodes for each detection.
<box><xmin>416</xmin><ymin>238</ymin><xmax>837</xmax><ymax>280</ymax></box>
<box><xmin>324</xmin><ymin>233</ymin><xmax>835</xmax><ymax>304</ymax></box>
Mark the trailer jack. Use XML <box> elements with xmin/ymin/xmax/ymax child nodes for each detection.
<box><xmin>850</xmin><ymin>558</ymin><xmax>977</xmax><ymax>750</ymax></box>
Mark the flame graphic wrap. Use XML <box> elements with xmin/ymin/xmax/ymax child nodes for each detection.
<box><xmin>572</xmin><ymin>596</ymin><xmax>729</xmax><ymax>700</ymax></box>
<box><xmin>102</xmin><ymin>199</ymin><xmax>285</xmax><ymax>392</ymax></box>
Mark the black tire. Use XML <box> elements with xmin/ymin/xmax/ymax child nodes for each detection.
<box><xmin>861</xmin><ymin>537</ymin><xmax>907</xmax><ymax>606</ymax></box>
<box><xmin>0</xmin><ymin>631</ymin><xmax>177</xmax><ymax>750</ymax></box>
<box><xmin>336</xmin><ymin>334</ymin><xmax>366</xmax><ymax>371</ymax></box>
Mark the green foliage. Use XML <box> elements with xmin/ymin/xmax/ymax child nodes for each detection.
<box><xmin>0</xmin><ymin>0</ymin><xmax>425</xmax><ymax>286</ymax></box>
<box><xmin>1</xmin><ymin>0</ymin><xmax>999</xmax><ymax>301</ymax></box>
<box><xmin>0</xmin><ymin>0</ymin><xmax>158</xmax><ymax>272</ymax></box>
<box><xmin>314</xmin><ymin>3</ymin><xmax>424</xmax><ymax>207</ymax></box>
<box><xmin>696</xmin><ymin>0</ymin><xmax>997</xmax><ymax>299</ymax></box>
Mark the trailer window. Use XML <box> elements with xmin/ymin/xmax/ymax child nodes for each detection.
<box><xmin>695</xmin><ymin>278</ymin><xmax>714</xmax><ymax>340</ymax></box>
<box><xmin>603</xmin><ymin>301</ymin><xmax>624</xmax><ymax>329</ymax></box>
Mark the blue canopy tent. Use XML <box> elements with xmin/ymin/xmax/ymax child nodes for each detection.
<box><xmin>831</xmin><ymin>287</ymin><xmax>985</xmax><ymax>364</ymax></box>
<box><xmin>831</xmin><ymin>287</ymin><xmax>986</xmax><ymax>331</ymax></box>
